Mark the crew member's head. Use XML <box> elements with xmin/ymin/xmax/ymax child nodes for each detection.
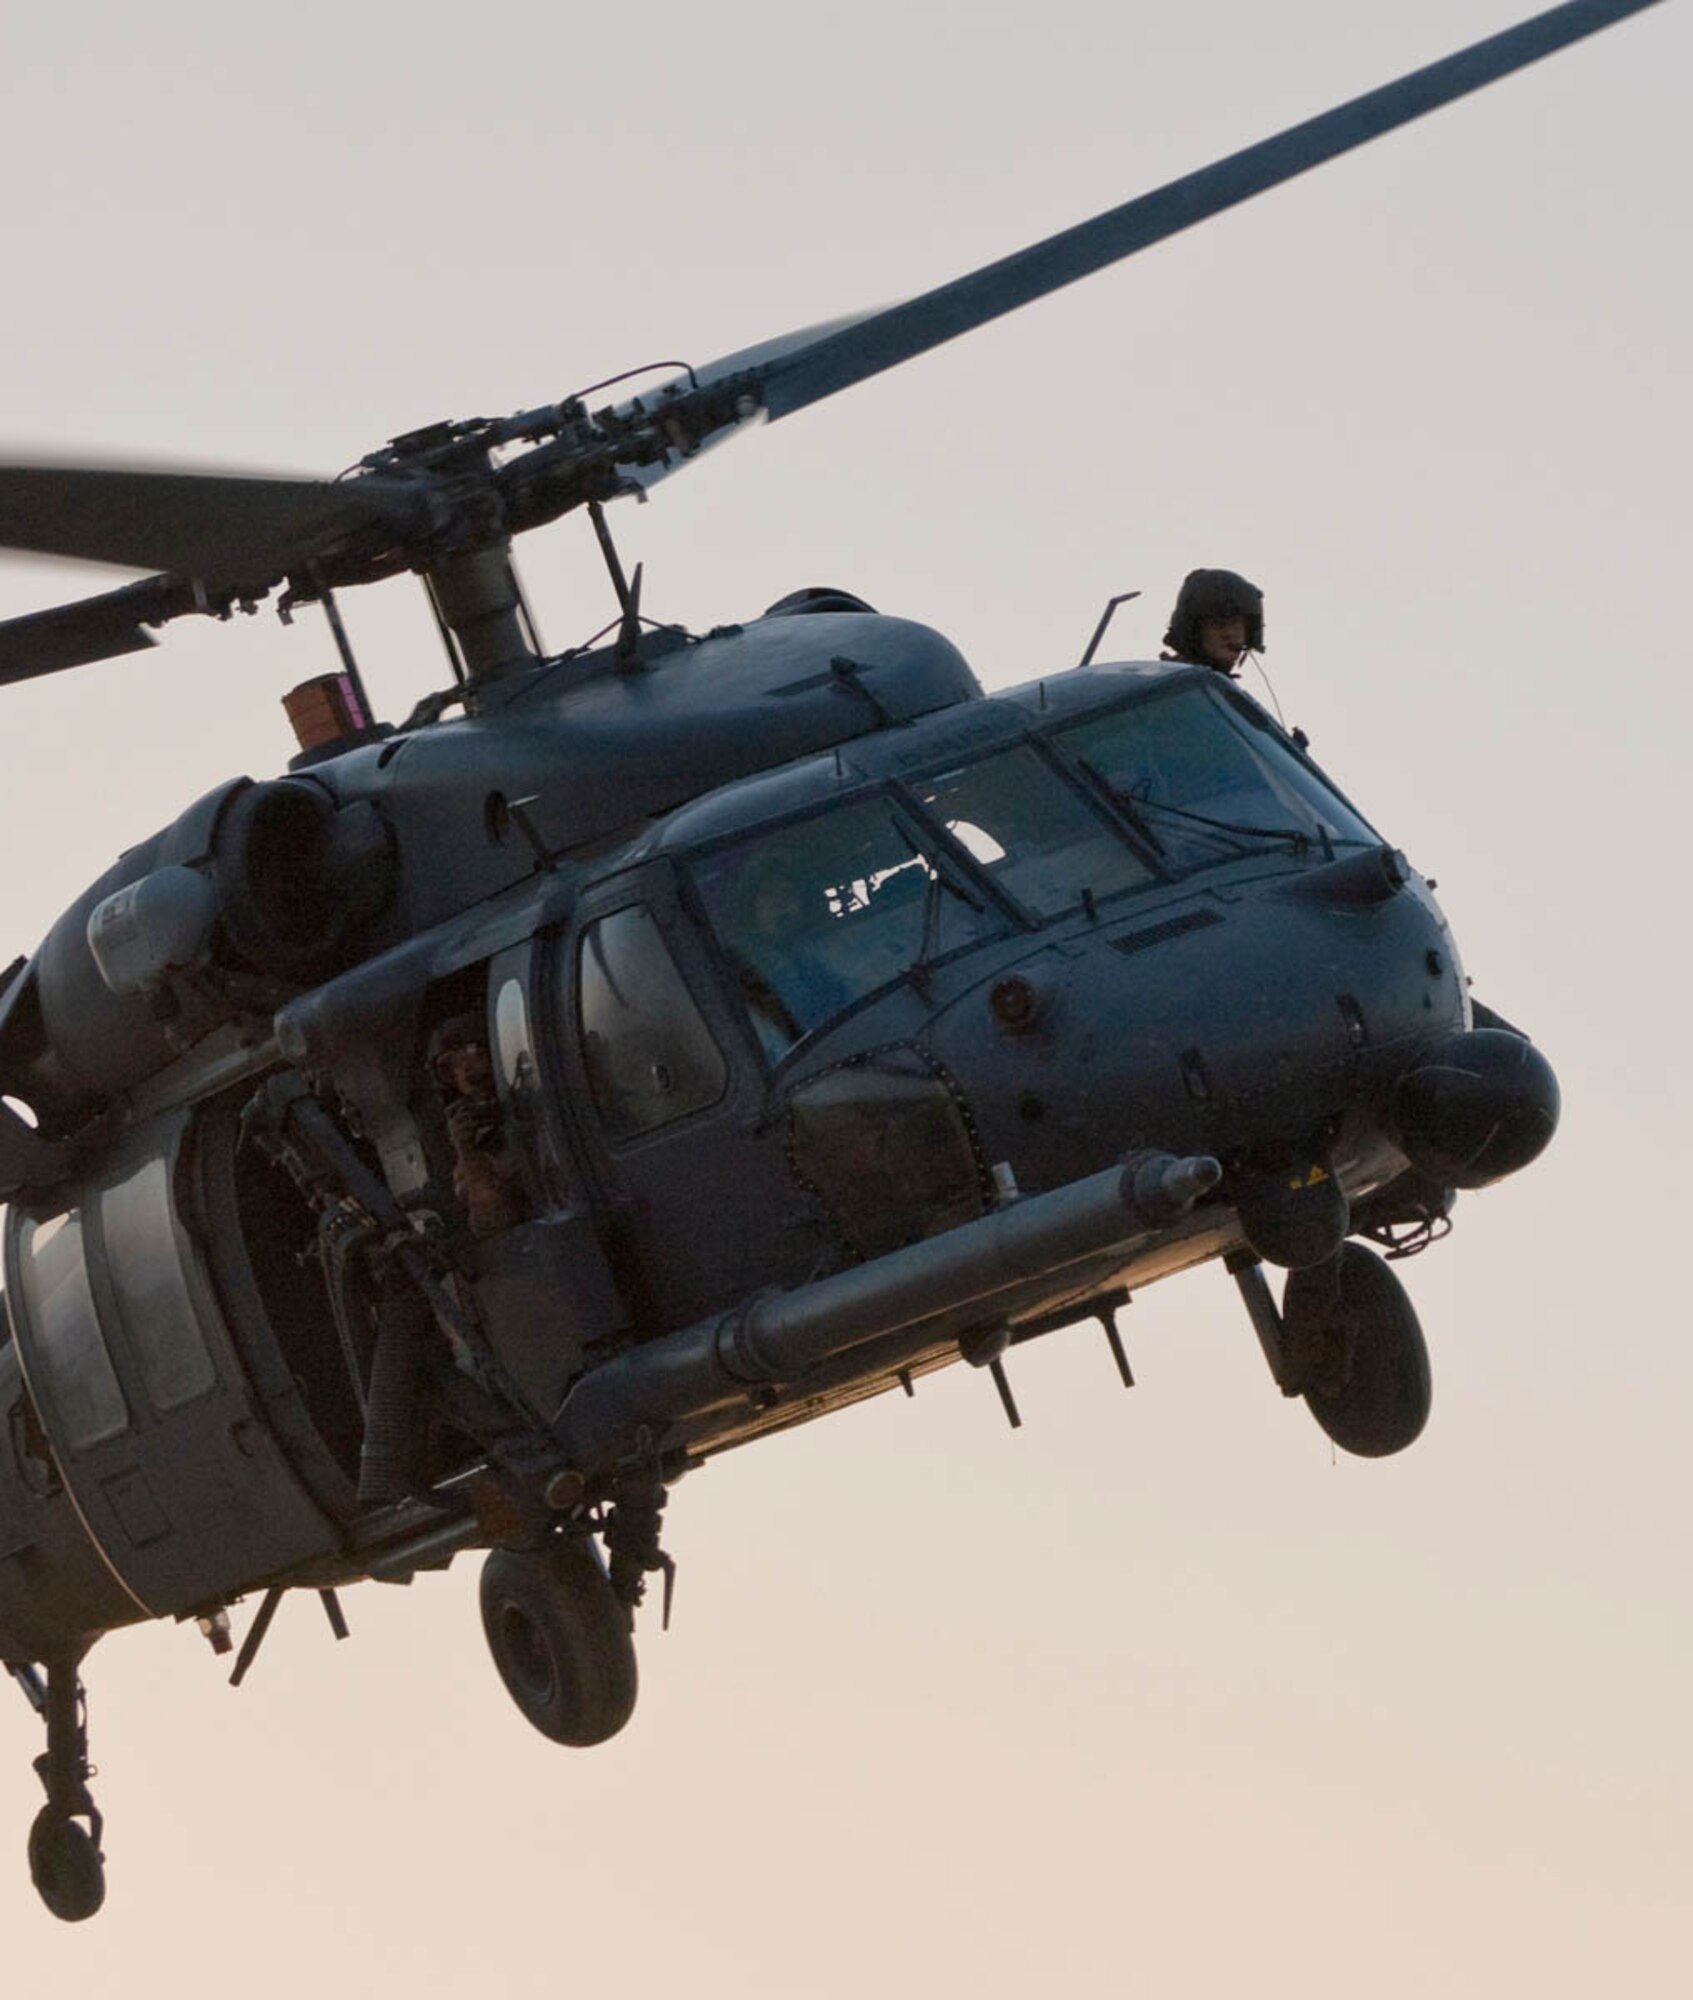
<box><xmin>1162</xmin><ymin>568</ymin><xmax>1265</xmax><ymax>674</ymax></box>
<box><xmin>429</xmin><ymin>1013</ymin><xmax>493</xmax><ymax>1098</ymax></box>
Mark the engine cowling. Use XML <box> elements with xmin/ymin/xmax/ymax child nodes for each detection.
<box><xmin>0</xmin><ymin>777</ymin><xmax>393</xmax><ymax>1153</ymax></box>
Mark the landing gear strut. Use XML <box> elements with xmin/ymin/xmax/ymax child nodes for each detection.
<box><xmin>1232</xmin><ymin>1240</ymin><xmax>1432</xmax><ymax>1458</ymax></box>
<box><xmin>22</xmin><ymin>1659</ymin><xmax>106</xmax><ymax>1922</ymax></box>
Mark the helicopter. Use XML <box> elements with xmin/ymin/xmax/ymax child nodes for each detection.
<box><xmin>0</xmin><ymin>0</ymin><xmax>1652</xmax><ymax>1927</ymax></box>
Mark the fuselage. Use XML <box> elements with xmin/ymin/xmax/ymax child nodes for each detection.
<box><xmin>0</xmin><ymin>617</ymin><xmax>1530</xmax><ymax>1667</ymax></box>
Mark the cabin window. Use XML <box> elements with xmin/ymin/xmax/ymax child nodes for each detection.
<box><xmin>691</xmin><ymin>794</ymin><xmax>1008</xmax><ymax>1061</ymax></box>
<box><xmin>494</xmin><ymin>976</ymin><xmax>534</xmax><ymax>1092</ymax></box>
<box><xmin>909</xmin><ymin>745</ymin><xmax>1156</xmax><ymax>918</ymax></box>
<box><xmin>13</xmin><ymin>1211</ymin><xmax>129</xmax><ymax>1450</ymax></box>
<box><xmin>99</xmin><ymin>1157</ymin><xmax>218</xmax><ymax>1414</ymax></box>
<box><xmin>577</xmin><ymin>906</ymin><xmax>728</xmax><ymax>1140</ymax></box>
<box><xmin>1051</xmin><ymin>682</ymin><xmax>1374</xmax><ymax>872</ymax></box>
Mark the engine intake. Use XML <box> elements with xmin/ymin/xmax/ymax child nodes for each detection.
<box><xmin>0</xmin><ymin>777</ymin><xmax>395</xmax><ymax>1148</ymax></box>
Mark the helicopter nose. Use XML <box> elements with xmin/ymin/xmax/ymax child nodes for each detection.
<box><xmin>1391</xmin><ymin>1028</ymin><xmax>1560</xmax><ymax>1190</ymax></box>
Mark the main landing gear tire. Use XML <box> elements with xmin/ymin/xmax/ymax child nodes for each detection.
<box><xmin>480</xmin><ymin>1539</ymin><xmax>638</xmax><ymax>1747</ymax></box>
<box><xmin>1283</xmin><ymin>1241</ymin><xmax>1431</xmax><ymax>1459</ymax></box>
<box><xmin>28</xmin><ymin>1808</ymin><xmax>105</xmax><ymax>1923</ymax></box>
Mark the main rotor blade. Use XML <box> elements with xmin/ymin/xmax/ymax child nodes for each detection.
<box><xmin>754</xmin><ymin>0</ymin><xmax>1664</xmax><ymax>422</ymax></box>
<box><xmin>0</xmin><ymin>465</ymin><xmax>427</xmax><ymax>586</ymax></box>
<box><xmin>0</xmin><ymin>577</ymin><xmax>177</xmax><ymax>687</ymax></box>
<box><xmin>686</xmin><ymin>311</ymin><xmax>887</xmax><ymax>391</ymax></box>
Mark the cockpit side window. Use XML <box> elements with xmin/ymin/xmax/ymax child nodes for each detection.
<box><xmin>577</xmin><ymin>906</ymin><xmax>728</xmax><ymax>1141</ymax></box>
<box><xmin>691</xmin><ymin>794</ymin><xmax>1008</xmax><ymax>1062</ymax></box>
<box><xmin>909</xmin><ymin>745</ymin><xmax>1157</xmax><ymax>919</ymax></box>
<box><xmin>1051</xmin><ymin>683</ymin><xmax>1374</xmax><ymax>871</ymax></box>
<box><xmin>12</xmin><ymin>1211</ymin><xmax>129</xmax><ymax>1451</ymax></box>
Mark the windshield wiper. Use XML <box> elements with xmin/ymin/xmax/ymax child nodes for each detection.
<box><xmin>1074</xmin><ymin>756</ymin><xmax>1167</xmax><ymax>858</ymax></box>
<box><xmin>897</xmin><ymin>830</ymin><xmax>983</xmax><ymax>989</ymax></box>
<box><xmin>1080</xmin><ymin>768</ymin><xmax>1328</xmax><ymax>860</ymax></box>
<box><xmin>1077</xmin><ymin>755</ymin><xmax>1293</xmax><ymax>855</ymax></box>
<box><xmin>1126</xmin><ymin>791</ymin><xmax>1319</xmax><ymax>857</ymax></box>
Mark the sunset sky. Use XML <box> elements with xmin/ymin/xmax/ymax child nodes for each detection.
<box><xmin>1</xmin><ymin>2</ymin><xmax>1687</xmax><ymax>1992</ymax></box>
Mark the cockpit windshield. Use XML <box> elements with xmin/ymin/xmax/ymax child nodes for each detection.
<box><xmin>909</xmin><ymin>745</ymin><xmax>1156</xmax><ymax>918</ymax></box>
<box><xmin>1049</xmin><ymin>681</ymin><xmax>1375</xmax><ymax>872</ymax></box>
<box><xmin>689</xmin><ymin>681</ymin><xmax>1374</xmax><ymax>1061</ymax></box>
<box><xmin>691</xmin><ymin>793</ymin><xmax>1007</xmax><ymax>1061</ymax></box>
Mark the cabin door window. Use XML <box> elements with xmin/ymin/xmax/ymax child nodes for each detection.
<box><xmin>577</xmin><ymin>905</ymin><xmax>729</xmax><ymax>1141</ymax></box>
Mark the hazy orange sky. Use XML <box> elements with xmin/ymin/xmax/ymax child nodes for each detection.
<box><xmin>0</xmin><ymin>2</ymin><xmax>1687</xmax><ymax>1992</ymax></box>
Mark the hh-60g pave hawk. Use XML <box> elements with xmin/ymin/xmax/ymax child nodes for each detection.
<box><xmin>0</xmin><ymin>0</ymin><xmax>1646</xmax><ymax>1925</ymax></box>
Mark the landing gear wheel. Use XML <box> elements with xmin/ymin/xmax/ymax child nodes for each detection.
<box><xmin>1283</xmin><ymin>1241</ymin><xmax>1431</xmax><ymax>1458</ymax></box>
<box><xmin>28</xmin><ymin>1808</ymin><xmax>105</xmax><ymax>1923</ymax></box>
<box><xmin>480</xmin><ymin>1539</ymin><xmax>638</xmax><ymax>1747</ymax></box>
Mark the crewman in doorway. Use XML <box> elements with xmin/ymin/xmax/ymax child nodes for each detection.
<box><xmin>429</xmin><ymin>1015</ymin><xmax>527</xmax><ymax>1237</ymax></box>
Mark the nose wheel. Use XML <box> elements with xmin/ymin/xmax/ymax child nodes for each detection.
<box><xmin>29</xmin><ymin>1806</ymin><xmax>105</xmax><ymax>1923</ymax></box>
<box><xmin>18</xmin><ymin>1660</ymin><xmax>106</xmax><ymax>1922</ymax></box>
<box><xmin>1231</xmin><ymin>1240</ymin><xmax>1432</xmax><ymax>1457</ymax></box>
